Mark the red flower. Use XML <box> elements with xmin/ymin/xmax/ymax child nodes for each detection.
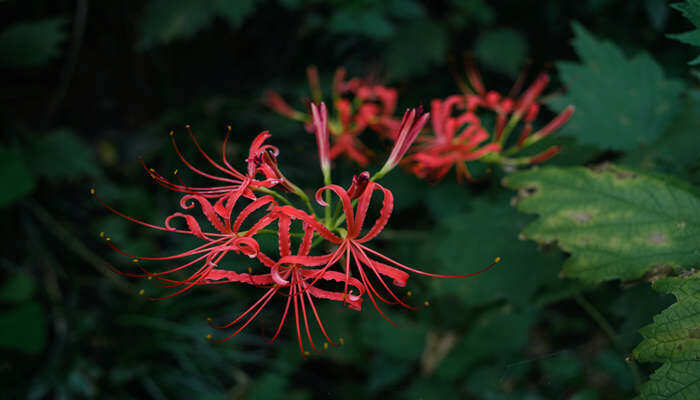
<box><xmin>200</xmin><ymin>211</ymin><xmax>364</xmax><ymax>356</ymax></box>
<box><xmin>462</xmin><ymin>65</ymin><xmax>574</xmax><ymax>159</ymax></box>
<box><xmin>93</xmin><ymin>191</ymin><xmax>280</xmax><ymax>299</ymax></box>
<box><xmin>407</xmin><ymin>66</ymin><xmax>575</xmax><ymax>182</ymax></box>
<box><xmin>273</xmin><ymin>177</ymin><xmax>497</xmax><ymax>325</ymax></box>
<box><xmin>264</xmin><ymin>66</ymin><xmax>400</xmax><ymax>165</ymax></box>
<box><xmin>408</xmin><ymin>96</ymin><xmax>500</xmax><ymax>182</ymax></box>
<box><xmin>144</xmin><ymin>127</ymin><xmax>283</xmax><ymax>219</ymax></box>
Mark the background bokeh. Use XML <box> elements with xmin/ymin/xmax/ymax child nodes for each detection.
<box><xmin>1</xmin><ymin>1</ymin><xmax>697</xmax><ymax>399</ymax></box>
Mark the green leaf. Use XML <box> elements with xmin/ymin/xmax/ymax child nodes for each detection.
<box><xmin>359</xmin><ymin>313</ymin><xmax>427</xmax><ymax>361</ymax></box>
<box><xmin>503</xmin><ymin>165</ymin><xmax>700</xmax><ymax>283</ymax></box>
<box><xmin>385</xmin><ymin>19</ymin><xmax>447</xmax><ymax>79</ymax></box>
<box><xmin>427</xmin><ymin>194</ymin><xmax>564</xmax><ymax>308</ymax></box>
<box><xmin>0</xmin><ymin>273</ymin><xmax>36</xmax><ymax>303</ymax></box>
<box><xmin>474</xmin><ymin>28</ymin><xmax>528</xmax><ymax>78</ymax></box>
<box><xmin>668</xmin><ymin>1</ymin><xmax>700</xmax><ymax>65</ymax></box>
<box><xmin>633</xmin><ymin>274</ymin><xmax>700</xmax><ymax>399</ymax></box>
<box><xmin>0</xmin><ymin>301</ymin><xmax>47</xmax><ymax>354</ymax></box>
<box><xmin>213</xmin><ymin>0</ymin><xmax>259</xmax><ymax>28</ymax></box>
<box><xmin>0</xmin><ymin>17</ymin><xmax>68</xmax><ymax>68</ymax></box>
<box><xmin>138</xmin><ymin>0</ymin><xmax>260</xmax><ymax>50</ymax></box>
<box><xmin>0</xmin><ymin>146</ymin><xmax>35</xmax><ymax>206</ymax></box>
<box><xmin>655</xmin><ymin>95</ymin><xmax>700</xmax><ymax>168</ymax></box>
<box><xmin>434</xmin><ymin>307</ymin><xmax>537</xmax><ymax>380</ymax></box>
<box><xmin>328</xmin><ymin>9</ymin><xmax>395</xmax><ymax>39</ymax></box>
<box><xmin>549</xmin><ymin>22</ymin><xmax>684</xmax><ymax>150</ymax></box>
<box><xmin>29</xmin><ymin>130</ymin><xmax>99</xmax><ymax>180</ymax></box>
<box><xmin>138</xmin><ymin>1</ymin><xmax>217</xmax><ymax>49</ymax></box>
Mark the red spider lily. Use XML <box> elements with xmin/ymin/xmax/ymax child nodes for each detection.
<box><xmin>264</xmin><ymin>66</ymin><xmax>400</xmax><ymax>165</ymax></box>
<box><xmin>273</xmin><ymin>177</ymin><xmax>498</xmax><ymax>325</ymax></box>
<box><xmin>462</xmin><ymin>64</ymin><xmax>574</xmax><ymax>153</ymax></box>
<box><xmin>408</xmin><ymin>65</ymin><xmax>575</xmax><ymax>182</ymax></box>
<box><xmin>201</xmin><ymin>214</ymin><xmax>364</xmax><ymax>357</ymax></box>
<box><xmin>408</xmin><ymin>96</ymin><xmax>501</xmax><ymax>182</ymax></box>
<box><xmin>143</xmin><ymin>127</ymin><xmax>284</xmax><ymax>219</ymax></box>
<box><xmin>92</xmin><ymin>190</ymin><xmax>284</xmax><ymax>299</ymax></box>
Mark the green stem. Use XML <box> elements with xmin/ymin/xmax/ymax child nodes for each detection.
<box><xmin>574</xmin><ymin>294</ymin><xmax>643</xmax><ymax>391</ymax></box>
<box><xmin>497</xmin><ymin>114</ymin><xmax>522</xmax><ymax>147</ymax></box>
<box><xmin>255</xmin><ymin>187</ymin><xmax>292</xmax><ymax>206</ymax></box>
<box><xmin>240</xmin><ymin>228</ymin><xmax>304</xmax><ymax>238</ymax></box>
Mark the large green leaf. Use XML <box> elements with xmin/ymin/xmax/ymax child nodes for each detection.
<box><xmin>549</xmin><ymin>23</ymin><xmax>684</xmax><ymax>150</ymax></box>
<box><xmin>633</xmin><ymin>274</ymin><xmax>700</xmax><ymax>399</ymax></box>
<box><xmin>668</xmin><ymin>0</ymin><xmax>700</xmax><ymax>65</ymax></box>
<box><xmin>0</xmin><ymin>17</ymin><xmax>68</xmax><ymax>68</ymax></box>
<box><xmin>503</xmin><ymin>165</ymin><xmax>700</xmax><ymax>283</ymax></box>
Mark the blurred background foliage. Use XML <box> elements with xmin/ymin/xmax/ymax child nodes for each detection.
<box><xmin>1</xmin><ymin>0</ymin><xmax>698</xmax><ymax>398</ymax></box>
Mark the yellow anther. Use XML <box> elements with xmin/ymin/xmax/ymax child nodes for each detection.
<box><xmin>147</xmin><ymin>276</ymin><xmax>152</xmax><ymax>280</ymax></box>
<box><xmin>323</xmin><ymin>342</ymin><xmax>328</xmax><ymax>350</ymax></box>
<box><xmin>90</xmin><ymin>188</ymin><xmax>95</xmax><ymax>195</ymax></box>
<box><xmin>494</xmin><ymin>256</ymin><xmax>501</xmax><ymax>263</ymax></box>
<box><xmin>227</xmin><ymin>125</ymin><xmax>232</xmax><ymax>131</ymax></box>
<box><xmin>99</xmin><ymin>232</ymin><xmax>105</xmax><ymax>238</ymax></box>
<box><xmin>169</xmin><ymin>130</ymin><xmax>174</xmax><ymax>136</ymax></box>
<box><xmin>206</xmin><ymin>334</ymin><xmax>212</xmax><ymax>340</ymax></box>
<box><xmin>304</xmin><ymin>351</ymin><xmax>310</xmax><ymax>356</ymax></box>
<box><xmin>424</xmin><ymin>301</ymin><xmax>430</xmax><ymax>307</ymax></box>
<box><xmin>248</xmin><ymin>267</ymin><xmax>252</xmax><ymax>274</ymax></box>
<box><xmin>132</xmin><ymin>259</ymin><xmax>139</xmax><ymax>263</ymax></box>
<box><xmin>407</xmin><ymin>291</ymin><xmax>412</xmax><ymax>297</ymax></box>
<box><xmin>207</xmin><ymin>317</ymin><xmax>212</xmax><ymax>322</ymax></box>
<box><xmin>139</xmin><ymin>289</ymin><xmax>145</xmax><ymax>295</ymax></box>
<box><xmin>339</xmin><ymin>337</ymin><xmax>344</xmax><ymax>345</ymax></box>
<box><xmin>173</xmin><ymin>169</ymin><xmax>178</xmax><ymax>175</ymax></box>
<box><xmin>185</xmin><ymin>124</ymin><xmax>191</xmax><ymax>129</ymax></box>
<box><xmin>149</xmin><ymin>168</ymin><xmax>155</xmax><ymax>172</ymax></box>
<box><xmin>105</xmin><ymin>237</ymin><xmax>111</xmax><ymax>241</ymax></box>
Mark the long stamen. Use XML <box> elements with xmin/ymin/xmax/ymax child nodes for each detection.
<box><xmin>354</xmin><ymin>255</ymin><xmax>400</xmax><ymax>327</ymax></box>
<box><xmin>170</xmin><ymin>131</ymin><xmax>241</xmax><ymax>184</ymax></box>
<box><xmin>185</xmin><ymin>125</ymin><xmax>245</xmax><ymax>179</ymax></box>
<box><xmin>266</xmin><ymin>284</ymin><xmax>294</xmax><ymax>344</ymax></box>
<box><xmin>359</xmin><ymin>243</ymin><xmax>500</xmax><ymax>278</ymax></box>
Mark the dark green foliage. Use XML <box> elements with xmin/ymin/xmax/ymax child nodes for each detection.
<box><xmin>668</xmin><ymin>0</ymin><xmax>700</xmax><ymax>64</ymax></box>
<box><xmin>549</xmin><ymin>23</ymin><xmax>684</xmax><ymax>150</ymax></box>
<box><xmin>2</xmin><ymin>0</ymin><xmax>699</xmax><ymax>399</ymax></box>
<box><xmin>0</xmin><ymin>147</ymin><xmax>35</xmax><ymax>206</ymax></box>
<box><xmin>504</xmin><ymin>165</ymin><xmax>700</xmax><ymax>283</ymax></box>
<box><xmin>474</xmin><ymin>28</ymin><xmax>528</xmax><ymax>78</ymax></box>
<box><xmin>633</xmin><ymin>274</ymin><xmax>700</xmax><ymax>399</ymax></box>
<box><xmin>0</xmin><ymin>17</ymin><xmax>68</xmax><ymax>68</ymax></box>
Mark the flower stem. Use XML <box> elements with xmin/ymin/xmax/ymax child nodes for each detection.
<box><xmin>497</xmin><ymin>114</ymin><xmax>521</xmax><ymax>147</ymax></box>
<box><xmin>255</xmin><ymin>187</ymin><xmax>292</xmax><ymax>206</ymax></box>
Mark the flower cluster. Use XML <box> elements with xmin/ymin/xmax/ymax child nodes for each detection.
<box><xmin>407</xmin><ymin>65</ymin><xmax>575</xmax><ymax>182</ymax></box>
<box><xmin>94</xmin><ymin>105</ymin><xmax>497</xmax><ymax>356</ymax></box>
<box><xmin>266</xmin><ymin>64</ymin><xmax>574</xmax><ymax>182</ymax></box>
<box><xmin>264</xmin><ymin>66</ymin><xmax>399</xmax><ymax>166</ymax></box>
